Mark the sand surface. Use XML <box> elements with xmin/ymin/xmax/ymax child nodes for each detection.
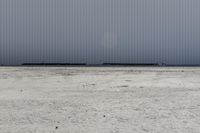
<box><xmin>0</xmin><ymin>67</ymin><xmax>200</xmax><ymax>133</ymax></box>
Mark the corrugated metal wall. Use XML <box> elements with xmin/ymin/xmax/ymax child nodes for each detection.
<box><xmin>1</xmin><ymin>0</ymin><xmax>200</xmax><ymax>65</ymax></box>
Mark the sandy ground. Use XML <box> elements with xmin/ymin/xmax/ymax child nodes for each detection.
<box><xmin>0</xmin><ymin>67</ymin><xmax>200</xmax><ymax>133</ymax></box>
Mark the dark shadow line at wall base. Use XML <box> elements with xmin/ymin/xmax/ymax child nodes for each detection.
<box><xmin>0</xmin><ymin>63</ymin><xmax>199</xmax><ymax>67</ymax></box>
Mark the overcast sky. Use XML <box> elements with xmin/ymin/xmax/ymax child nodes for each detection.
<box><xmin>1</xmin><ymin>0</ymin><xmax>200</xmax><ymax>65</ymax></box>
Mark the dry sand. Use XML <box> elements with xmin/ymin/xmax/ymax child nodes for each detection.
<box><xmin>0</xmin><ymin>67</ymin><xmax>200</xmax><ymax>133</ymax></box>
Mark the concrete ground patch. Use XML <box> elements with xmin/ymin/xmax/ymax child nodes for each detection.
<box><xmin>0</xmin><ymin>67</ymin><xmax>200</xmax><ymax>133</ymax></box>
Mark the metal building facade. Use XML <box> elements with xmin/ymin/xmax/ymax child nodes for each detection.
<box><xmin>0</xmin><ymin>0</ymin><xmax>200</xmax><ymax>65</ymax></box>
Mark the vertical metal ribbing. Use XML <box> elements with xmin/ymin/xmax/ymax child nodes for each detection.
<box><xmin>1</xmin><ymin>0</ymin><xmax>200</xmax><ymax>65</ymax></box>
<box><xmin>0</xmin><ymin>0</ymin><xmax>2</xmax><ymax>64</ymax></box>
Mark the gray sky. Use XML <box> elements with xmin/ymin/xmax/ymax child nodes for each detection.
<box><xmin>1</xmin><ymin>0</ymin><xmax>200</xmax><ymax>65</ymax></box>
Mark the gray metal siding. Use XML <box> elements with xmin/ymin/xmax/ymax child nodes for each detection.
<box><xmin>1</xmin><ymin>0</ymin><xmax>200</xmax><ymax>65</ymax></box>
